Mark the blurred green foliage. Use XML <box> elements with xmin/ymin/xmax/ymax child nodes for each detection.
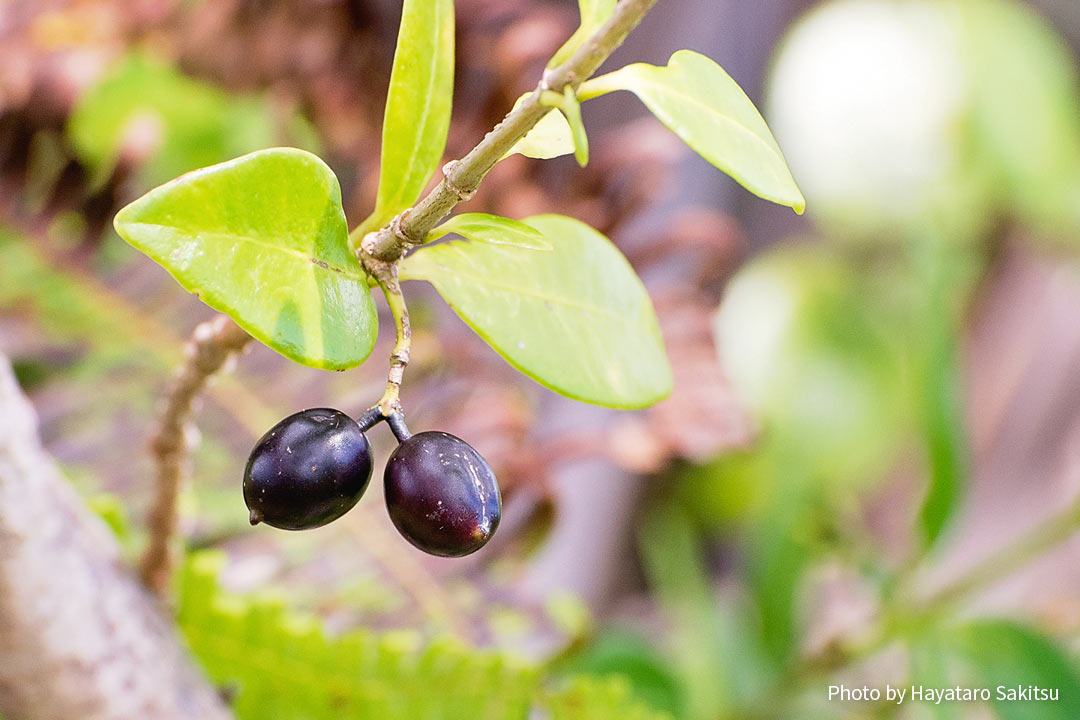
<box><xmin>68</xmin><ymin>53</ymin><xmax>320</xmax><ymax>192</ymax></box>
<box><xmin>4</xmin><ymin>1</ymin><xmax>1080</xmax><ymax>718</ymax></box>
<box><xmin>557</xmin><ymin>628</ymin><xmax>684</xmax><ymax>717</ymax></box>
<box><xmin>767</xmin><ymin>0</ymin><xmax>1080</xmax><ymax>245</ymax></box>
<box><xmin>611</xmin><ymin>1</ymin><xmax>1080</xmax><ymax>717</ymax></box>
<box><xmin>958</xmin><ymin>0</ymin><xmax>1080</xmax><ymax>237</ymax></box>
<box><xmin>177</xmin><ymin>552</ymin><xmax>672</xmax><ymax>720</ymax></box>
<box><xmin>951</xmin><ymin>621</ymin><xmax>1080</xmax><ymax>720</ymax></box>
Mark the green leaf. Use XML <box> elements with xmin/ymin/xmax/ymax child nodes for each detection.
<box><xmin>179</xmin><ymin>551</ymin><xmax>671</xmax><ymax>720</ymax></box>
<box><xmin>178</xmin><ymin>552</ymin><xmax>540</xmax><ymax>720</ymax></box>
<box><xmin>358</xmin><ymin>0</ymin><xmax>455</xmax><ymax>238</ymax></box>
<box><xmin>114</xmin><ymin>147</ymin><xmax>378</xmax><ymax>370</ymax></box>
<box><xmin>745</xmin><ymin>495</ymin><xmax>813</xmax><ymax>665</ymax></box>
<box><xmin>503</xmin><ymin>94</ymin><xmax>576</xmax><ymax>160</ymax></box>
<box><xmin>549</xmin><ymin>0</ymin><xmax>617</xmax><ymax>68</ymax></box>
<box><xmin>951</xmin><ymin>620</ymin><xmax>1080</xmax><ymax>720</ymax></box>
<box><xmin>400</xmin><ymin>213</ymin><xmax>672</xmax><ymax>408</ymax></box>
<box><xmin>68</xmin><ymin>54</ymin><xmax>234</xmax><ymax>190</ymax></box>
<box><xmin>579</xmin><ymin>50</ymin><xmax>805</xmax><ymax>213</ymax></box>
<box><xmin>558</xmin><ymin>87</ymin><xmax>590</xmax><ymax>167</ymax></box>
<box><xmin>428</xmin><ymin>213</ymin><xmax>551</xmax><ymax>250</ymax></box>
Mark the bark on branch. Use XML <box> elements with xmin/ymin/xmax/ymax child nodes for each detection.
<box><xmin>355</xmin><ymin>0</ymin><xmax>660</xmax><ymax>264</ymax></box>
<box><xmin>0</xmin><ymin>354</ymin><xmax>233</xmax><ymax>720</ymax></box>
<box><xmin>140</xmin><ymin>315</ymin><xmax>251</xmax><ymax>598</ymax></box>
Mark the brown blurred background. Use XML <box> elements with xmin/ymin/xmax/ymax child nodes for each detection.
<box><xmin>3</xmin><ymin>1</ymin><xmax>1080</xmax><ymax>719</ymax></box>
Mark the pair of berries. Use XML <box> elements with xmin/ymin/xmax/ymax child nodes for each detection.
<box><xmin>242</xmin><ymin>408</ymin><xmax>501</xmax><ymax>557</ymax></box>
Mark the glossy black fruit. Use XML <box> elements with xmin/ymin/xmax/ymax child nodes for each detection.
<box><xmin>384</xmin><ymin>431</ymin><xmax>501</xmax><ymax>557</ymax></box>
<box><xmin>244</xmin><ymin>408</ymin><xmax>373</xmax><ymax>530</ymax></box>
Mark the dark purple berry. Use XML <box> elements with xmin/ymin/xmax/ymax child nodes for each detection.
<box><xmin>244</xmin><ymin>408</ymin><xmax>372</xmax><ymax>530</ymax></box>
<box><xmin>384</xmin><ymin>431</ymin><xmax>501</xmax><ymax>557</ymax></box>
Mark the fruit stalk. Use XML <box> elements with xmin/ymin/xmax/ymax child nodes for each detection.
<box><xmin>373</xmin><ymin>263</ymin><xmax>411</xmax><ymax>417</ymax></box>
<box><xmin>387</xmin><ymin>410</ymin><xmax>413</xmax><ymax>442</ymax></box>
<box><xmin>140</xmin><ymin>314</ymin><xmax>250</xmax><ymax>598</ymax></box>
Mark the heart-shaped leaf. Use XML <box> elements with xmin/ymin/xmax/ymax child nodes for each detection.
<box><xmin>355</xmin><ymin>0</ymin><xmax>455</xmax><ymax>240</ymax></box>
<box><xmin>401</xmin><ymin>213</ymin><xmax>671</xmax><ymax>408</ymax></box>
<box><xmin>114</xmin><ymin>147</ymin><xmax>378</xmax><ymax>370</ymax></box>
<box><xmin>580</xmin><ymin>50</ymin><xmax>806</xmax><ymax>213</ymax></box>
<box><xmin>428</xmin><ymin>213</ymin><xmax>551</xmax><ymax>250</ymax></box>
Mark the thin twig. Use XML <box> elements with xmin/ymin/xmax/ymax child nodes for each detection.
<box><xmin>356</xmin><ymin>0</ymin><xmax>659</xmax><ymax>263</ymax></box>
<box><xmin>357</xmin><ymin>0</ymin><xmax>661</xmax><ymax>407</ymax></box>
<box><xmin>139</xmin><ymin>314</ymin><xmax>250</xmax><ymax>599</ymax></box>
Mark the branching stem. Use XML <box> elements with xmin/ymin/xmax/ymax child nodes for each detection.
<box><xmin>357</xmin><ymin>0</ymin><xmax>660</xmax><ymax>409</ymax></box>
<box><xmin>140</xmin><ymin>314</ymin><xmax>250</xmax><ymax>599</ymax></box>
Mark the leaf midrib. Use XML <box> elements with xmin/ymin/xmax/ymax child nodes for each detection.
<box><xmin>627</xmin><ymin>66</ymin><xmax>789</xmax><ymax>174</ymax></box>
<box><xmin>405</xmin><ymin>258</ymin><xmax>636</xmax><ymax>321</ymax></box>
<box><xmin>122</xmin><ymin>221</ymin><xmax>367</xmax><ymax>282</ymax></box>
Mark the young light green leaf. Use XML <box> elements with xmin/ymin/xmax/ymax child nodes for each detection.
<box><xmin>549</xmin><ymin>0</ymin><xmax>618</xmax><ymax>68</ymax></box>
<box><xmin>400</xmin><ymin>213</ymin><xmax>672</xmax><ymax>408</ymax></box>
<box><xmin>428</xmin><ymin>213</ymin><xmax>552</xmax><ymax>251</ymax></box>
<box><xmin>114</xmin><ymin>147</ymin><xmax>378</xmax><ymax>371</ymax></box>
<box><xmin>180</xmin><ymin>551</ymin><xmax>667</xmax><ymax>720</ymax></box>
<box><xmin>559</xmin><ymin>87</ymin><xmax>590</xmax><ymax>167</ymax></box>
<box><xmin>503</xmin><ymin>94</ymin><xmax>576</xmax><ymax>161</ymax></box>
<box><xmin>357</xmin><ymin>0</ymin><xmax>455</xmax><ymax>238</ymax></box>
<box><xmin>579</xmin><ymin>50</ymin><xmax>806</xmax><ymax>213</ymax></box>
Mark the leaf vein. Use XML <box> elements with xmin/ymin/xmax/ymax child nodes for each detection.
<box><xmin>122</xmin><ymin>222</ymin><xmax>367</xmax><ymax>282</ymax></box>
